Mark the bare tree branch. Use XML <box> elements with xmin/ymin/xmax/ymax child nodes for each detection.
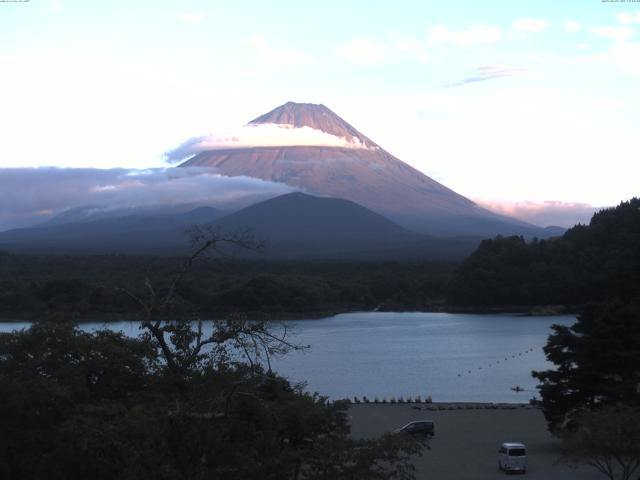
<box><xmin>117</xmin><ymin>227</ymin><xmax>303</xmax><ymax>401</ymax></box>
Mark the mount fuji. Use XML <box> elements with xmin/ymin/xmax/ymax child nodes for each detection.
<box><xmin>180</xmin><ymin>101</ymin><xmax>555</xmax><ymax>238</ymax></box>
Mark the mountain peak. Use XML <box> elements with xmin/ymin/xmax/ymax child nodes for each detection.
<box><xmin>249</xmin><ymin>102</ymin><xmax>376</xmax><ymax>148</ymax></box>
<box><xmin>180</xmin><ymin>102</ymin><xmax>550</xmax><ymax>238</ymax></box>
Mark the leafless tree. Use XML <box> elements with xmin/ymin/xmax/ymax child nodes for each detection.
<box><xmin>119</xmin><ymin>226</ymin><xmax>303</xmax><ymax>411</ymax></box>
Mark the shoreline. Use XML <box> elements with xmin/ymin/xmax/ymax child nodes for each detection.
<box><xmin>345</xmin><ymin>401</ymin><xmax>537</xmax><ymax>409</ymax></box>
<box><xmin>0</xmin><ymin>304</ymin><xmax>576</xmax><ymax>323</ymax></box>
<box><xmin>0</xmin><ymin>309</ymin><xmax>347</xmax><ymax>323</ymax></box>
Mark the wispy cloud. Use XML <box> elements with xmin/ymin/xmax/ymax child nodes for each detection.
<box><xmin>475</xmin><ymin>199</ymin><xmax>599</xmax><ymax>228</ymax></box>
<box><xmin>587</xmin><ymin>40</ymin><xmax>640</xmax><ymax>75</ymax></box>
<box><xmin>512</xmin><ymin>18</ymin><xmax>550</xmax><ymax>33</ymax></box>
<box><xmin>0</xmin><ymin>168</ymin><xmax>293</xmax><ymax>232</ymax></box>
<box><xmin>444</xmin><ymin>65</ymin><xmax>525</xmax><ymax>88</ymax></box>
<box><xmin>177</xmin><ymin>12</ymin><xmax>206</xmax><ymax>24</ymax></box>
<box><xmin>250</xmin><ymin>34</ymin><xmax>311</xmax><ymax>66</ymax></box>
<box><xmin>165</xmin><ymin>124</ymin><xmax>373</xmax><ymax>162</ymax></box>
<box><xmin>590</xmin><ymin>26</ymin><xmax>635</xmax><ymax>42</ymax></box>
<box><xmin>334</xmin><ymin>24</ymin><xmax>502</xmax><ymax>67</ymax></box>
<box><xmin>584</xmin><ymin>21</ymin><xmax>640</xmax><ymax>75</ymax></box>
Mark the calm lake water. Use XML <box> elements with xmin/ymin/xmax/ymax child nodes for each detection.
<box><xmin>0</xmin><ymin>312</ymin><xmax>575</xmax><ymax>403</ymax></box>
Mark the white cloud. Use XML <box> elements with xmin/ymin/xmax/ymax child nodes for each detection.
<box><xmin>474</xmin><ymin>199</ymin><xmax>598</xmax><ymax>228</ymax></box>
<box><xmin>590</xmin><ymin>26</ymin><xmax>636</xmax><ymax>42</ymax></box>
<box><xmin>444</xmin><ymin>65</ymin><xmax>525</xmax><ymax>88</ymax></box>
<box><xmin>0</xmin><ymin>167</ymin><xmax>294</xmax><ymax>231</ymax></box>
<box><xmin>564</xmin><ymin>20</ymin><xmax>580</xmax><ymax>33</ymax></box>
<box><xmin>512</xmin><ymin>18</ymin><xmax>550</xmax><ymax>33</ymax></box>
<box><xmin>584</xmin><ymin>23</ymin><xmax>640</xmax><ymax>75</ymax></box>
<box><xmin>250</xmin><ymin>34</ymin><xmax>311</xmax><ymax>66</ymax></box>
<box><xmin>334</xmin><ymin>25</ymin><xmax>502</xmax><ymax>66</ymax></box>
<box><xmin>165</xmin><ymin>124</ymin><xmax>373</xmax><ymax>162</ymax></box>
<box><xmin>615</xmin><ymin>11</ymin><xmax>640</xmax><ymax>25</ymax></box>
<box><xmin>335</xmin><ymin>37</ymin><xmax>388</xmax><ymax>65</ymax></box>
<box><xmin>177</xmin><ymin>12</ymin><xmax>206</xmax><ymax>24</ymax></box>
<box><xmin>427</xmin><ymin>24</ymin><xmax>502</xmax><ymax>47</ymax></box>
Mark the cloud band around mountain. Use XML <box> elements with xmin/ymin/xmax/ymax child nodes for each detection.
<box><xmin>165</xmin><ymin>123</ymin><xmax>373</xmax><ymax>162</ymax></box>
<box><xmin>475</xmin><ymin>199</ymin><xmax>598</xmax><ymax>228</ymax></box>
<box><xmin>0</xmin><ymin>167</ymin><xmax>293</xmax><ymax>232</ymax></box>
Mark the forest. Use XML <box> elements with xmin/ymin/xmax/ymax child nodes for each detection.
<box><xmin>0</xmin><ymin>255</ymin><xmax>455</xmax><ymax>321</ymax></box>
<box><xmin>449</xmin><ymin>198</ymin><xmax>640</xmax><ymax>307</ymax></box>
<box><xmin>1</xmin><ymin>198</ymin><xmax>638</xmax><ymax>321</ymax></box>
<box><xmin>1</xmin><ymin>200</ymin><xmax>639</xmax><ymax>479</ymax></box>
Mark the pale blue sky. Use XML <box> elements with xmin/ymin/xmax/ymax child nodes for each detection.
<box><xmin>1</xmin><ymin>0</ymin><xmax>639</xmax><ymax>210</ymax></box>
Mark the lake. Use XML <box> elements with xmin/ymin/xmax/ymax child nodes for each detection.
<box><xmin>0</xmin><ymin>312</ymin><xmax>575</xmax><ymax>403</ymax></box>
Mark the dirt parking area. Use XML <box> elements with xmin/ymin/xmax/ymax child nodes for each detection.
<box><xmin>349</xmin><ymin>403</ymin><xmax>603</xmax><ymax>480</ymax></box>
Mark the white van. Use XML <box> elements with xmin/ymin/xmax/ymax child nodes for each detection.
<box><xmin>498</xmin><ymin>442</ymin><xmax>527</xmax><ymax>473</ymax></box>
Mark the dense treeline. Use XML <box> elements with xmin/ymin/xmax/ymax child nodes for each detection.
<box><xmin>0</xmin><ymin>225</ymin><xmax>427</xmax><ymax>480</ymax></box>
<box><xmin>0</xmin><ymin>229</ymin><xmax>428</xmax><ymax>479</ymax></box>
<box><xmin>0</xmin><ymin>255</ymin><xmax>455</xmax><ymax>320</ymax></box>
<box><xmin>3</xmin><ymin>198</ymin><xmax>638</xmax><ymax>319</ymax></box>
<box><xmin>0</xmin><ymin>317</ymin><xmax>423</xmax><ymax>479</ymax></box>
<box><xmin>449</xmin><ymin>198</ymin><xmax>640</xmax><ymax>307</ymax></box>
<box><xmin>533</xmin><ymin>298</ymin><xmax>640</xmax><ymax>432</ymax></box>
<box><xmin>448</xmin><ymin>199</ymin><xmax>640</xmax><ymax>475</ymax></box>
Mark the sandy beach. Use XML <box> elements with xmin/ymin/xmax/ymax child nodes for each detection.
<box><xmin>349</xmin><ymin>403</ymin><xmax>603</xmax><ymax>480</ymax></box>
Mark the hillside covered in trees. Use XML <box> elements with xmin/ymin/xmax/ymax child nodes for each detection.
<box><xmin>449</xmin><ymin>198</ymin><xmax>640</xmax><ymax>307</ymax></box>
<box><xmin>0</xmin><ymin>256</ymin><xmax>454</xmax><ymax>321</ymax></box>
<box><xmin>2</xmin><ymin>198</ymin><xmax>638</xmax><ymax>320</ymax></box>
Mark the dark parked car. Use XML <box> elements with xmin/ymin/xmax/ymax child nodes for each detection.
<box><xmin>395</xmin><ymin>420</ymin><xmax>435</xmax><ymax>437</ymax></box>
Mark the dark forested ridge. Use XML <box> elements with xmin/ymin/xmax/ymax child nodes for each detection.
<box><xmin>0</xmin><ymin>193</ymin><xmax>481</xmax><ymax>260</ymax></box>
<box><xmin>0</xmin><ymin>255</ymin><xmax>455</xmax><ymax>321</ymax></box>
<box><xmin>2</xmin><ymin>198</ymin><xmax>639</xmax><ymax>320</ymax></box>
<box><xmin>449</xmin><ymin>198</ymin><xmax>640</xmax><ymax>307</ymax></box>
<box><xmin>0</xmin><ymin>226</ymin><xmax>429</xmax><ymax>480</ymax></box>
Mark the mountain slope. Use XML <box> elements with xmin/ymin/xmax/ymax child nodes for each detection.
<box><xmin>38</xmin><ymin>204</ymin><xmax>218</xmax><ymax>228</ymax></box>
<box><xmin>0</xmin><ymin>193</ymin><xmax>480</xmax><ymax>259</ymax></box>
<box><xmin>0</xmin><ymin>207</ymin><xmax>223</xmax><ymax>255</ymax></box>
<box><xmin>181</xmin><ymin>102</ymin><xmax>550</xmax><ymax>238</ymax></box>
<box><xmin>211</xmin><ymin>192</ymin><xmax>479</xmax><ymax>259</ymax></box>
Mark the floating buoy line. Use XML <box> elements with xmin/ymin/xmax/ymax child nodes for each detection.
<box><xmin>347</xmin><ymin>346</ymin><xmax>540</xmax><ymax>404</ymax></box>
<box><xmin>455</xmin><ymin>347</ymin><xmax>538</xmax><ymax>387</ymax></box>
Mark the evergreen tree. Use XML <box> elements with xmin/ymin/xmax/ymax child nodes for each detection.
<box><xmin>532</xmin><ymin>299</ymin><xmax>640</xmax><ymax>433</ymax></box>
